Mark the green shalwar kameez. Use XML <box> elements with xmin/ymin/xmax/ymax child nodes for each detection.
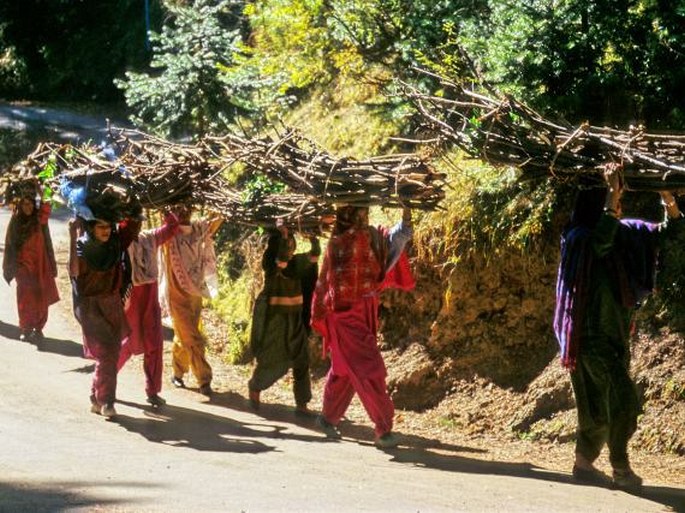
<box><xmin>571</xmin><ymin>215</ymin><xmax>657</xmax><ymax>469</ymax></box>
<box><xmin>248</xmin><ymin>235</ymin><xmax>319</xmax><ymax>406</ymax></box>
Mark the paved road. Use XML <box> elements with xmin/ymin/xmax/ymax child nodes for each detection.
<box><xmin>0</xmin><ymin>105</ymin><xmax>684</xmax><ymax>512</ymax></box>
<box><xmin>0</xmin><ymin>101</ymin><xmax>130</xmax><ymax>144</ymax></box>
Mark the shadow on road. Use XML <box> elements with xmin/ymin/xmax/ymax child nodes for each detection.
<box><xmin>35</xmin><ymin>335</ymin><xmax>85</xmax><ymax>358</ymax></box>
<box><xmin>206</xmin><ymin>390</ymin><xmax>328</xmax><ymax>429</ymax></box>
<box><xmin>208</xmin><ymin>392</ymin><xmax>685</xmax><ymax>511</ymax></box>
<box><xmin>387</xmin><ymin>445</ymin><xmax>549</xmax><ymax>479</ymax></box>
<box><xmin>384</xmin><ymin>447</ymin><xmax>684</xmax><ymax>512</ymax></box>
<box><xmin>0</xmin><ymin>320</ymin><xmax>84</xmax><ymax>358</ymax></box>
<box><xmin>114</xmin><ymin>398</ymin><xmax>329</xmax><ymax>454</ymax></box>
<box><xmin>208</xmin><ymin>389</ymin><xmax>490</xmax><ymax>454</ymax></box>
<box><xmin>67</xmin><ymin>363</ymin><xmax>96</xmax><ymax>374</ymax></box>
<box><xmin>0</xmin><ymin>480</ymin><xmax>144</xmax><ymax>513</ymax></box>
<box><xmin>624</xmin><ymin>485</ymin><xmax>685</xmax><ymax>512</ymax></box>
<box><xmin>343</xmin><ymin>421</ymin><xmax>488</xmax><ymax>455</ymax></box>
<box><xmin>0</xmin><ymin>320</ymin><xmax>21</xmax><ymax>340</ymax></box>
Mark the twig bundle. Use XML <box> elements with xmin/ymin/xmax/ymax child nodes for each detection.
<box><xmin>402</xmin><ymin>69</ymin><xmax>685</xmax><ymax>191</ymax></box>
<box><xmin>2</xmin><ymin>121</ymin><xmax>443</xmax><ymax>229</ymax></box>
<box><xmin>205</xmin><ymin>130</ymin><xmax>446</xmax><ymax>209</ymax></box>
<box><xmin>1</xmin><ymin>133</ymin><xmax>334</xmax><ymax>230</ymax></box>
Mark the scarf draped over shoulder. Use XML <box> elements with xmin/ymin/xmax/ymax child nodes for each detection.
<box><xmin>3</xmin><ymin>203</ymin><xmax>56</xmax><ymax>283</ymax></box>
<box><xmin>554</xmin><ymin>217</ymin><xmax>660</xmax><ymax>370</ymax></box>
<box><xmin>162</xmin><ymin>220</ymin><xmax>218</xmax><ymax>298</ymax></box>
<box><xmin>311</xmin><ymin>225</ymin><xmax>414</xmax><ymax>337</ymax></box>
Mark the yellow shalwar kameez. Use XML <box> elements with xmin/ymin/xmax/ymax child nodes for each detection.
<box><xmin>161</xmin><ymin>219</ymin><xmax>220</xmax><ymax>387</ymax></box>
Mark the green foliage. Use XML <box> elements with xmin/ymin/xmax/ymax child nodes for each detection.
<box><xmin>663</xmin><ymin>378</ymin><xmax>685</xmax><ymax>402</ymax></box>
<box><xmin>414</xmin><ymin>152</ymin><xmax>559</xmax><ymax>265</ymax></box>
<box><xmin>286</xmin><ymin>72</ymin><xmax>405</xmax><ymax>156</ymax></box>
<box><xmin>323</xmin><ymin>0</ymin><xmax>487</xmax><ymax>69</ymax></box>
<box><xmin>240</xmin><ymin>173</ymin><xmax>286</xmax><ymax>204</ymax></box>
<box><xmin>0</xmin><ymin>23</ymin><xmax>28</xmax><ymax>96</ymax></box>
<box><xmin>211</xmin><ymin>231</ymin><xmax>267</xmax><ymax>363</ymax></box>
<box><xmin>2</xmin><ymin>0</ymin><xmax>685</xmax><ymax>135</ymax></box>
<box><xmin>659</xmin><ymin>222</ymin><xmax>685</xmax><ymax>295</ymax></box>
<box><xmin>241</xmin><ymin>0</ymin><xmax>339</xmax><ymax>100</ymax></box>
<box><xmin>517</xmin><ymin>414</ymin><xmax>575</xmax><ymax>444</ymax></box>
<box><xmin>437</xmin><ymin>416</ymin><xmax>459</xmax><ymax>430</ymax></box>
<box><xmin>650</xmin><ymin>221</ymin><xmax>685</xmax><ymax>329</ymax></box>
<box><xmin>117</xmin><ymin>0</ymin><xmax>252</xmax><ymax>138</ymax></box>
<box><xmin>37</xmin><ymin>156</ymin><xmax>58</xmax><ymax>202</ymax></box>
<box><xmin>238</xmin><ymin>0</ymin><xmax>487</xmax><ymax>121</ymax></box>
<box><xmin>0</xmin><ymin>0</ymin><xmax>161</xmax><ymax>102</ymax></box>
<box><xmin>213</xmin><ymin>265</ymin><xmax>254</xmax><ymax>364</ymax></box>
<box><xmin>457</xmin><ymin>0</ymin><xmax>685</xmax><ymax>128</ymax></box>
<box><xmin>485</xmin><ymin>179</ymin><xmax>558</xmax><ymax>252</ymax></box>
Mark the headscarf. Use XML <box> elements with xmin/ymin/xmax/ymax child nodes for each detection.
<box><xmin>3</xmin><ymin>199</ymin><xmax>51</xmax><ymax>284</ymax></box>
<box><xmin>333</xmin><ymin>205</ymin><xmax>358</xmax><ymax>234</ymax></box>
<box><xmin>76</xmin><ymin>220</ymin><xmax>121</xmax><ymax>272</ymax></box>
<box><xmin>7</xmin><ymin>199</ymin><xmax>40</xmax><ymax>251</ymax></box>
<box><xmin>262</xmin><ymin>230</ymin><xmax>296</xmax><ymax>270</ymax></box>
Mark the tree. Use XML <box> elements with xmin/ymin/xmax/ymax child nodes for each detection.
<box><xmin>0</xmin><ymin>21</ymin><xmax>28</xmax><ymax>97</ymax></box>
<box><xmin>323</xmin><ymin>0</ymin><xmax>487</xmax><ymax>68</ymax></box>
<box><xmin>116</xmin><ymin>0</ymin><xmax>251</xmax><ymax>138</ymax></box>
<box><xmin>458</xmin><ymin>0</ymin><xmax>685</xmax><ymax>129</ymax></box>
<box><xmin>0</xmin><ymin>0</ymin><xmax>160</xmax><ymax>102</ymax></box>
<box><xmin>240</xmin><ymin>0</ymin><xmax>336</xmax><ymax>97</ymax></box>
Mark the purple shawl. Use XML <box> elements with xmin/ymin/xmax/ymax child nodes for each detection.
<box><xmin>553</xmin><ymin>217</ymin><xmax>660</xmax><ymax>370</ymax></box>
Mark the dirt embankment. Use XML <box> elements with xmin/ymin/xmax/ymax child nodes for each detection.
<box><xmin>377</xmin><ymin>225</ymin><xmax>685</xmax><ymax>462</ymax></box>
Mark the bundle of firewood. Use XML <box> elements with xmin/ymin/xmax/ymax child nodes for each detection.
<box><xmin>92</xmin><ymin>131</ymin><xmax>337</xmax><ymax>228</ymax></box>
<box><xmin>104</xmin><ymin>128</ymin><xmax>444</xmax><ymax>212</ymax></box>
<box><xmin>402</xmin><ymin>69</ymin><xmax>685</xmax><ymax>191</ymax></box>
<box><xmin>2</xmin><ymin>121</ymin><xmax>444</xmax><ymax>229</ymax></box>
<box><xmin>1</xmin><ymin>135</ymin><xmax>334</xmax><ymax>230</ymax></box>
<box><xmin>205</xmin><ymin>130</ymin><xmax>446</xmax><ymax>209</ymax></box>
<box><xmin>204</xmin><ymin>187</ymin><xmax>334</xmax><ymax>231</ymax></box>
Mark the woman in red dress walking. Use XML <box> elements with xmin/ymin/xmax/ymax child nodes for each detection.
<box><xmin>3</xmin><ymin>189</ymin><xmax>59</xmax><ymax>342</ymax></box>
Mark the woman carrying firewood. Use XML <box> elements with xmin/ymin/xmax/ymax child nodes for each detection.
<box><xmin>3</xmin><ymin>182</ymin><xmax>59</xmax><ymax>342</ymax></box>
<box><xmin>117</xmin><ymin>207</ymin><xmax>180</xmax><ymax>407</ymax></box>
<box><xmin>247</xmin><ymin>220</ymin><xmax>320</xmax><ymax>414</ymax></box>
<box><xmin>159</xmin><ymin>205</ymin><xmax>222</xmax><ymax>396</ymax></box>
<box><xmin>69</xmin><ymin>209</ymin><xmax>137</xmax><ymax>419</ymax></box>
<box><xmin>554</xmin><ymin>164</ymin><xmax>683</xmax><ymax>490</ymax></box>
<box><xmin>311</xmin><ymin>205</ymin><xmax>414</xmax><ymax>448</ymax></box>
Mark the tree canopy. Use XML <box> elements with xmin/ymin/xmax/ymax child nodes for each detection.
<box><xmin>1</xmin><ymin>0</ymin><xmax>684</xmax><ymax>132</ymax></box>
<box><xmin>0</xmin><ymin>0</ymin><xmax>163</xmax><ymax>102</ymax></box>
<box><xmin>116</xmin><ymin>0</ymin><xmax>249</xmax><ymax>138</ymax></box>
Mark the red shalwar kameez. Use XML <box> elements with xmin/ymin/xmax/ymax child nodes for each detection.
<box><xmin>118</xmin><ymin>220</ymin><xmax>179</xmax><ymax>397</ymax></box>
<box><xmin>72</xmin><ymin>225</ymin><xmax>134</xmax><ymax>408</ymax></box>
<box><xmin>312</xmin><ymin>221</ymin><xmax>414</xmax><ymax>437</ymax></box>
<box><xmin>3</xmin><ymin>203</ymin><xmax>59</xmax><ymax>333</ymax></box>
